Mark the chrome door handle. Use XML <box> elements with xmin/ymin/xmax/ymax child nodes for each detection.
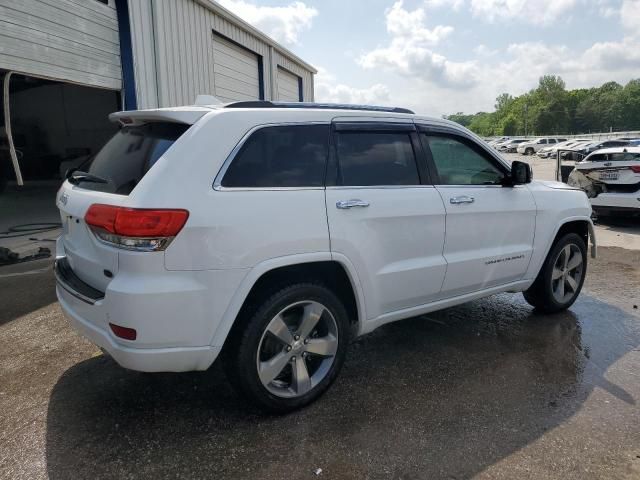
<box><xmin>450</xmin><ymin>196</ymin><xmax>475</xmax><ymax>205</ymax></box>
<box><xmin>336</xmin><ymin>199</ymin><xmax>370</xmax><ymax>209</ymax></box>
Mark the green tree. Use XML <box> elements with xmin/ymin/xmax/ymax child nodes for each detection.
<box><xmin>447</xmin><ymin>77</ymin><xmax>640</xmax><ymax>136</ymax></box>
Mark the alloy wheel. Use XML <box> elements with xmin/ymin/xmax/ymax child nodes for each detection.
<box><xmin>256</xmin><ymin>300</ymin><xmax>339</xmax><ymax>398</ymax></box>
<box><xmin>551</xmin><ymin>243</ymin><xmax>584</xmax><ymax>304</ymax></box>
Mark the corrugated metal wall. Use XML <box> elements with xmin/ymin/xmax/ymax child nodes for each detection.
<box><xmin>128</xmin><ymin>0</ymin><xmax>315</xmax><ymax>109</ymax></box>
<box><xmin>0</xmin><ymin>0</ymin><xmax>121</xmax><ymax>90</ymax></box>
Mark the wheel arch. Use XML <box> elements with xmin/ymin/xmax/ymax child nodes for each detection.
<box><xmin>209</xmin><ymin>253</ymin><xmax>367</xmax><ymax>348</ymax></box>
<box><xmin>537</xmin><ymin>217</ymin><xmax>596</xmax><ymax>277</ymax></box>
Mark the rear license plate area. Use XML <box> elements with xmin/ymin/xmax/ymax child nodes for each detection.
<box><xmin>599</xmin><ymin>171</ymin><xmax>619</xmax><ymax>180</ymax></box>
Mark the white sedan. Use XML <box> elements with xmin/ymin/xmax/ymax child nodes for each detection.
<box><xmin>568</xmin><ymin>147</ymin><xmax>640</xmax><ymax>216</ymax></box>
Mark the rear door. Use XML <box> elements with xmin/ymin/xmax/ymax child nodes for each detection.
<box><xmin>325</xmin><ymin>121</ymin><xmax>447</xmax><ymax>320</ymax></box>
<box><xmin>419</xmin><ymin>126</ymin><xmax>536</xmax><ymax>297</ymax></box>
<box><xmin>57</xmin><ymin>121</ymin><xmax>189</xmax><ymax>291</ymax></box>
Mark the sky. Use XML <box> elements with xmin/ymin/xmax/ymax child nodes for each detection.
<box><xmin>216</xmin><ymin>0</ymin><xmax>640</xmax><ymax>116</ymax></box>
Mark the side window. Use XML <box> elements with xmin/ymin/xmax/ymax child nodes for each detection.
<box><xmin>423</xmin><ymin>134</ymin><xmax>505</xmax><ymax>185</ymax></box>
<box><xmin>335</xmin><ymin>132</ymin><xmax>420</xmax><ymax>186</ymax></box>
<box><xmin>548</xmin><ymin>139</ymin><xmax>556</xmax><ymax>144</ymax></box>
<box><xmin>221</xmin><ymin>125</ymin><xmax>329</xmax><ymax>188</ymax></box>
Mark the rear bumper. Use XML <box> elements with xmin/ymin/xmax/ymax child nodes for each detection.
<box><xmin>56</xmin><ymin>284</ymin><xmax>220</xmax><ymax>372</ymax></box>
<box><xmin>53</xmin><ymin>243</ymin><xmax>235</xmax><ymax>372</ymax></box>
<box><xmin>54</xmin><ymin>257</ymin><xmax>104</xmax><ymax>305</ymax></box>
<box><xmin>590</xmin><ymin>191</ymin><xmax>640</xmax><ymax>214</ymax></box>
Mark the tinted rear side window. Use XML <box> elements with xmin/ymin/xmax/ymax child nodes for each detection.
<box><xmin>76</xmin><ymin>122</ymin><xmax>188</xmax><ymax>195</ymax></box>
<box><xmin>335</xmin><ymin>132</ymin><xmax>420</xmax><ymax>186</ymax></box>
<box><xmin>222</xmin><ymin>125</ymin><xmax>329</xmax><ymax>188</ymax></box>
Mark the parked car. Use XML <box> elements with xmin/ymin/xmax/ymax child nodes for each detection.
<box><xmin>488</xmin><ymin>136</ymin><xmax>510</xmax><ymax>147</ymax></box>
<box><xmin>568</xmin><ymin>147</ymin><xmax>640</xmax><ymax>216</ymax></box>
<box><xmin>497</xmin><ymin>139</ymin><xmax>528</xmax><ymax>153</ymax></box>
<box><xmin>54</xmin><ymin>101</ymin><xmax>596</xmax><ymax>412</ymax></box>
<box><xmin>564</xmin><ymin>140</ymin><xmax>630</xmax><ymax>160</ymax></box>
<box><xmin>537</xmin><ymin>139</ymin><xmax>591</xmax><ymax>159</ymax></box>
<box><xmin>493</xmin><ymin>139</ymin><xmax>513</xmax><ymax>149</ymax></box>
<box><xmin>559</xmin><ymin>140</ymin><xmax>597</xmax><ymax>160</ymax></box>
<box><xmin>517</xmin><ymin>138</ymin><xmax>567</xmax><ymax>155</ymax></box>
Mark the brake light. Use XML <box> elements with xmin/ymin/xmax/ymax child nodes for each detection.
<box><xmin>85</xmin><ymin>204</ymin><xmax>189</xmax><ymax>251</ymax></box>
<box><xmin>630</xmin><ymin>165</ymin><xmax>640</xmax><ymax>173</ymax></box>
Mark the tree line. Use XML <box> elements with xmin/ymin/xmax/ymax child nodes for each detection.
<box><xmin>445</xmin><ymin>75</ymin><xmax>640</xmax><ymax>137</ymax></box>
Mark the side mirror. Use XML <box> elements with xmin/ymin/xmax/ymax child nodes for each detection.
<box><xmin>508</xmin><ymin>160</ymin><xmax>532</xmax><ymax>185</ymax></box>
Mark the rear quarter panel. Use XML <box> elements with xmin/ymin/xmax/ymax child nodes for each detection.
<box><xmin>125</xmin><ymin>110</ymin><xmax>334</xmax><ymax>271</ymax></box>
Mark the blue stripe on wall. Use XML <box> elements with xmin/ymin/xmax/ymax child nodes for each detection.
<box><xmin>115</xmin><ymin>0</ymin><xmax>137</xmax><ymax>110</ymax></box>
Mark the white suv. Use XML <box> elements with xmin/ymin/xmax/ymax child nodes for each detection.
<box><xmin>55</xmin><ymin>101</ymin><xmax>596</xmax><ymax>411</ymax></box>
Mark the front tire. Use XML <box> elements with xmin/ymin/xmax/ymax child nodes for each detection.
<box><xmin>223</xmin><ymin>283</ymin><xmax>350</xmax><ymax>413</ymax></box>
<box><xmin>523</xmin><ymin>233</ymin><xmax>587</xmax><ymax>313</ymax></box>
<box><xmin>525</xmin><ymin>147</ymin><xmax>534</xmax><ymax>155</ymax></box>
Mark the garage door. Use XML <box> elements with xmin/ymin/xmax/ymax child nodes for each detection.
<box><xmin>0</xmin><ymin>0</ymin><xmax>121</xmax><ymax>90</ymax></box>
<box><xmin>277</xmin><ymin>67</ymin><xmax>301</xmax><ymax>102</ymax></box>
<box><xmin>213</xmin><ymin>34</ymin><xmax>262</xmax><ymax>103</ymax></box>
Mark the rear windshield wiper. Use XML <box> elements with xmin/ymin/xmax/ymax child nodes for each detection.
<box><xmin>67</xmin><ymin>170</ymin><xmax>108</xmax><ymax>185</ymax></box>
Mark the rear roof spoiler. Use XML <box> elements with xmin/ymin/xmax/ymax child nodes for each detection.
<box><xmin>109</xmin><ymin>107</ymin><xmax>212</xmax><ymax>126</ymax></box>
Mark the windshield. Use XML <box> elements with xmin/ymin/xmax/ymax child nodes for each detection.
<box><xmin>74</xmin><ymin>122</ymin><xmax>189</xmax><ymax>195</ymax></box>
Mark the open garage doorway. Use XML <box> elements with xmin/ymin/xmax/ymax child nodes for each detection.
<box><xmin>2</xmin><ymin>73</ymin><xmax>120</xmax><ymax>188</ymax></box>
<box><xmin>1</xmin><ymin>72</ymin><xmax>121</xmax><ymax>265</ymax></box>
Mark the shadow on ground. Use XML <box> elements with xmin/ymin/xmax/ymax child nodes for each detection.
<box><xmin>45</xmin><ymin>293</ymin><xmax>639</xmax><ymax>479</ymax></box>
<box><xmin>595</xmin><ymin>215</ymin><xmax>640</xmax><ymax>232</ymax></box>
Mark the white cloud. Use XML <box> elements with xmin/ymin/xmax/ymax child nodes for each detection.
<box><xmin>385</xmin><ymin>1</ymin><xmax>454</xmax><ymax>45</ymax></box>
<box><xmin>358</xmin><ymin>1</ymin><xmax>477</xmax><ymax>88</ymax></box>
<box><xmin>314</xmin><ymin>68</ymin><xmax>391</xmax><ymax>105</ymax></box>
<box><xmin>580</xmin><ymin>36</ymin><xmax>640</xmax><ymax>71</ymax></box>
<box><xmin>620</xmin><ymin>0</ymin><xmax>640</xmax><ymax>32</ymax></box>
<box><xmin>424</xmin><ymin>0</ymin><xmax>465</xmax><ymax>11</ymax></box>
<box><xmin>216</xmin><ymin>0</ymin><xmax>317</xmax><ymax>45</ymax></box>
<box><xmin>469</xmin><ymin>0</ymin><xmax>578</xmax><ymax>25</ymax></box>
<box><xmin>473</xmin><ymin>44</ymin><xmax>499</xmax><ymax>56</ymax></box>
<box><xmin>386</xmin><ymin>34</ymin><xmax>640</xmax><ymax>116</ymax></box>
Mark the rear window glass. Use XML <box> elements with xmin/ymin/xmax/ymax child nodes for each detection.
<box><xmin>222</xmin><ymin>125</ymin><xmax>329</xmax><ymax>188</ymax></box>
<box><xmin>588</xmin><ymin>152</ymin><xmax>640</xmax><ymax>162</ymax></box>
<box><xmin>73</xmin><ymin>122</ymin><xmax>188</xmax><ymax>195</ymax></box>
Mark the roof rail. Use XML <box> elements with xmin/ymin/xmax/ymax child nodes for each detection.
<box><xmin>224</xmin><ymin>101</ymin><xmax>415</xmax><ymax>114</ymax></box>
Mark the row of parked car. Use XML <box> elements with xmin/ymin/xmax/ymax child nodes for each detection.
<box><xmin>487</xmin><ymin>136</ymin><xmax>640</xmax><ymax>160</ymax></box>
<box><xmin>486</xmin><ymin>136</ymin><xmax>640</xmax><ymax>217</ymax></box>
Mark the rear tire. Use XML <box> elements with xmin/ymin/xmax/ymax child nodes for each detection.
<box><xmin>525</xmin><ymin>147</ymin><xmax>534</xmax><ymax>155</ymax></box>
<box><xmin>223</xmin><ymin>282</ymin><xmax>350</xmax><ymax>413</ymax></box>
<box><xmin>523</xmin><ymin>233</ymin><xmax>587</xmax><ymax>313</ymax></box>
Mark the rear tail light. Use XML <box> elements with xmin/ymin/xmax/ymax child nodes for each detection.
<box><xmin>630</xmin><ymin>166</ymin><xmax>640</xmax><ymax>173</ymax></box>
<box><xmin>85</xmin><ymin>204</ymin><xmax>189</xmax><ymax>251</ymax></box>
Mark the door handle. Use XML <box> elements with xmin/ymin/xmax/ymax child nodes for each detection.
<box><xmin>450</xmin><ymin>196</ymin><xmax>475</xmax><ymax>205</ymax></box>
<box><xmin>336</xmin><ymin>199</ymin><xmax>370</xmax><ymax>209</ymax></box>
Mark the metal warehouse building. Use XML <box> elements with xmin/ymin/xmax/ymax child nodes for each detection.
<box><xmin>0</xmin><ymin>0</ymin><xmax>316</xmax><ymax>188</ymax></box>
